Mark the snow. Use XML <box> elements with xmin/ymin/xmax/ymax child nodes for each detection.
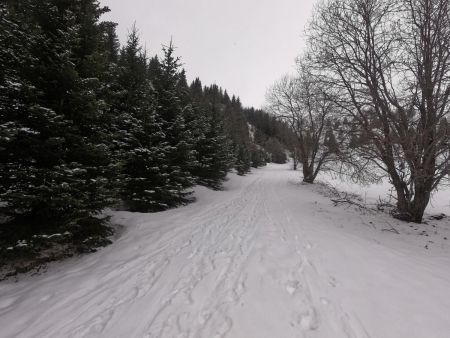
<box><xmin>1</xmin><ymin>164</ymin><xmax>450</xmax><ymax>337</ymax></box>
<box><xmin>319</xmin><ymin>172</ymin><xmax>450</xmax><ymax>215</ymax></box>
<box><xmin>248</xmin><ymin>123</ymin><xmax>256</xmax><ymax>141</ymax></box>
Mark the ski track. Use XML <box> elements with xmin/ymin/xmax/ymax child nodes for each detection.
<box><xmin>1</xmin><ymin>164</ymin><xmax>450</xmax><ymax>338</ymax></box>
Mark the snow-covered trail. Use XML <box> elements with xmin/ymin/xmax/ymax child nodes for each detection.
<box><xmin>1</xmin><ymin>164</ymin><xmax>450</xmax><ymax>338</ymax></box>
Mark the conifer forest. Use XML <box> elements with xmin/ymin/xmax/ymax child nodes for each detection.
<box><xmin>1</xmin><ymin>0</ymin><xmax>290</xmax><ymax>258</ymax></box>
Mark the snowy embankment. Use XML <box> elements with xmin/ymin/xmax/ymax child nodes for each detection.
<box><xmin>0</xmin><ymin>164</ymin><xmax>449</xmax><ymax>338</ymax></box>
<box><xmin>318</xmin><ymin>171</ymin><xmax>450</xmax><ymax>215</ymax></box>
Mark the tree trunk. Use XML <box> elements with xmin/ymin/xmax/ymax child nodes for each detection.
<box><xmin>292</xmin><ymin>150</ymin><xmax>298</xmax><ymax>170</ymax></box>
<box><xmin>302</xmin><ymin>163</ymin><xmax>315</xmax><ymax>183</ymax></box>
<box><xmin>393</xmin><ymin>182</ymin><xmax>431</xmax><ymax>223</ymax></box>
<box><xmin>410</xmin><ymin>184</ymin><xmax>431</xmax><ymax>223</ymax></box>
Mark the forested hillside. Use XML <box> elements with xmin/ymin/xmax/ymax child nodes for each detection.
<box><xmin>0</xmin><ymin>0</ymin><xmax>287</xmax><ymax>264</ymax></box>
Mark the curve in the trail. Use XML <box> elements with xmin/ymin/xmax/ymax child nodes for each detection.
<box><xmin>1</xmin><ymin>164</ymin><xmax>450</xmax><ymax>338</ymax></box>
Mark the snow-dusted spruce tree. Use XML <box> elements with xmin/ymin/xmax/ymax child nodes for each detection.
<box><xmin>189</xmin><ymin>78</ymin><xmax>234</xmax><ymax>189</ymax></box>
<box><xmin>0</xmin><ymin>0</ymin><xmax>116</xmax><ymax>242</ymax></box>
<box><xmin>262</xmin><ymin>137</ymin><xmax>288</xmax><ymax>164</ymax></box>
<box><xmin>112</xmin><ymin>28</ymin><xmax>168</xmax><ymax>212</ymax></box>
<box><xmin>251</xmin><ymin>144</ymin><xmax>268</xmax><ymax>168</ymax></box>
<box><xmin>266</xmin><ymin>58</ymin><xmax>343</xmax><ymax>183</ymax></box>
<box><xmin>200</xmin><ymin>85</ymin><xmax>265</xmax><ymax>175</ymax></box>
<box><xmin>193</xmin><ymin>111</ymin><xmax>234</xmax><ymax>189</ymax></box>
<box><xmin>225</xmin><ymin>96</ymin><xmax>254</xmax><ymax>174</ymax></box>
<box><xmin>113</xmin><ymin>32</ymin><xmax>198</xmax><ymax>212</ymax></box>
<box><xmin>148</xmin><ymin>42</ymin><xmax>197</xmax><ymax>209</ymax></box>
<box><xmin>234</xmin><ymin>145</ymin><xmax>252</xmax><ymax>175</ymax></box>
<box><xmin>309</xmin><ymin>0</ymin><xmax>450</xmax><ymax>222</ymax></box>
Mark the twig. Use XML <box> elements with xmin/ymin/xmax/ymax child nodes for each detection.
<box><xmin>381</xmin><ymin>221</ymin><xmax>400</xmax><ymax>234</ymax></box>
<box><xmin>331</xmin><ymin>198</ymin><xmax>366</xmax><ymax>209</ymax></box>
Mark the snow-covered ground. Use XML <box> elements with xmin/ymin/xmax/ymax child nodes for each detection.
<box><xmin>318</xmin><ymin>171</ymin><xmax>450</xmax><ymax>215</ymax></box>
<box><xmin>1</xmin><ymin>164</ymin><xmax>450</xmax><ymax>338</ymax></box>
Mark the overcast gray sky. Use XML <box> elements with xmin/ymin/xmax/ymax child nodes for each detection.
<box><xmin>100</xmin><ymin>0</ymin><xmax>317</xmax><ymax>108</ymax></box>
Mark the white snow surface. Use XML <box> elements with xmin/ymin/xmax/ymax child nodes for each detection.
<box><xmin>1</xmin><ymin>164</ymin><xmax>450</xmax><ymax>338</ymax></box>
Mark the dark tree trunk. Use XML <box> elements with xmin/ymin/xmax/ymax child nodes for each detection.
<box><xmin>393</xmin><ymin>181</ymin><xmax>431</xmax><ymax>223</ymax></box>
<box><xmin>302</xmin><ymin>163</ymin><xmax>315</xmax><ymax>183</ymax></box>
<box><xmin>410</xmin><ymin>183</ymin><xmax>432</xmax><ymax>223</ymax></box>
<box><xmin>293</xmin><ymin>151</ymin><xmax>298</xmax><ymax>170</ymax></box>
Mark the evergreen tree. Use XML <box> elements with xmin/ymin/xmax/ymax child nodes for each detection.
<box><xmin>235</xmin><ymin>145</ymin><xmax>252</xmax><ymax>175</ymax></box>
<box><xmin>189</xmin><ymin>80</ymin><xmax>234</xmax><ymax>189</ymax></box>
<box><xmin>148</xmin><ymin>42</ymin><xmax>197</xmax><ymax>208</ymax></box>
<box><xmin>250</xmin><ymin>145</ymin><xmax>267</xmax><ymax>168</ymax></box>
<box><xmin>196</xmin><ymin>113</ymin><xmax>234</xmax><ymax>188</ymax></box>
<box><xmin>0</xmin><ymin>0</ymin><xmax>115</xmax><ymax>242</ymax></box>
<box><xmin>148</xmin><ymin>55</ymin><xmax>161</xmax><ymax>82</ymax></box>
<box><xmin>264</xmin><ymin>138</ymin><xmax>287</xmax><ymax>164</ymax></box>
<box><xmin>226</xmin><ymin>97</ymin><xmax>253</xmax><ymax>174</ymax></box>
<box><xmin>110</xmin><ymin>28</ymin><xmax>168</xmax><ymax>212</ymax></box>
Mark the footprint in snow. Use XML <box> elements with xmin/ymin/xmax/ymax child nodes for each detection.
<box><xmin>298</xmin><ymin>308</ymin><xmax>319</xmax><ymax>331</ymax></box>
<box><xmin>198</xmin><ymin>311</ymin><xmax>211</xmax><ymax>326</ymax></box>
<box><xmin>290</xmin><ymin>308</ymin><xmax>319</xmax><ymax>331</ymax></box>
<box><xmin>0</xmin><ymin>297</ymin><xmax>16</xmax><ymax>309</ymax></box>
<box><xmin>328</xmin><ymin>276</ymin><xmax>338</xmax><ymax>287</ymax></box>
<box><xmin>286</xmin><ymin>280</ymin><xmax>301</xmax><ymax>295</ymax></box>
<box><xmin>39</xmin><ymin>294</ymin><xmax>53</xmax><ymax>302</ymax></box>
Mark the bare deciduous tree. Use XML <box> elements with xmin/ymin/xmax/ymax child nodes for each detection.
<box><xmin>266</xmin><ymin>60</ymin><xmax>342</xmax><ymax>183</ymax></box>
<box><xmin>308</xmin><ymin>0</ymin><xmax>450</xmax><ymax>222</ymax></box>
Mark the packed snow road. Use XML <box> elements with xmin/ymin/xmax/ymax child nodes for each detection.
<box><xmin>1</xmin><ymin>164</ymin><xmax>450</xmax><ymax>338</ymax></box>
